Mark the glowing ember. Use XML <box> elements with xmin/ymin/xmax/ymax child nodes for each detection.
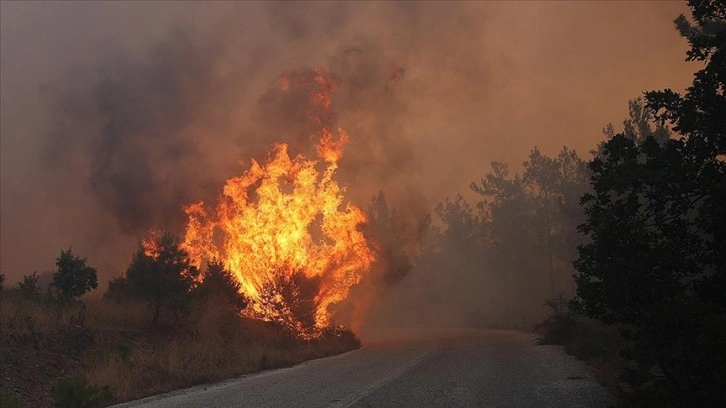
<box><xmin>181</xmin><ymin>69</ymin><xmax>374</xmax><ymax>338</ymax></box>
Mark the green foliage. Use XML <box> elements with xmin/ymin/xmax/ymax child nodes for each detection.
<box><xmin>52</xmin><ymin>376</ymin><xmax>111</xmax><ymax>408</ymax></box>
<box><xmin>573</xmin><ymin>2</ymin><xmax>726</xmax><ymax>405</ymax></box>
<box><xmin>194</xmin><ymin>259</ymin><xmax>248</xmax><ymax>314</ymax></box>
<box><xmin>18</xmin><ymin>272</ymin><xmax>41</xmax><ymax>300</ymax></box>
<box><xmin>0</xmin><ymin>273</ymin><xmax>5</xmax><ymax>293</ymax></box>
<box><xmin>125</xmin><ymin>233</ymin><xmax>200</xmax><ymax>326</ymax></box>
<box><xmin>52</xmin><ymin>248</ymin><xmax>98</xmax><ymax>301</ymax></box>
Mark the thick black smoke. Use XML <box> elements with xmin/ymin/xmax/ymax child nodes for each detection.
<box><xmin>41</xmin><ymin>28</ymin><xmax>226</xmax><ymax>234</ymax></box>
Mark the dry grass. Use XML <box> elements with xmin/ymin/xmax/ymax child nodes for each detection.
<box><xmin>85</xmin><ymin>300</ymin><xmax>149</xmax><ymax>332</ymax></box>
<box><xmin>1</xmin><ymin>292</ymin><xmax>360</xmax><ymax>407</ymax></box>
<box><xmin>85</xmin><ymin>302</ymin><xmax>359</xmax><ymax>404</ymax></box>
<box><xmin>87</xmin><ymin>335</ymin><xmax>261</xmax><ymax>401</ymax></box>
<box><xmin>0</xmin><ymin>295</ymin><xmax>85</xmax><ymax>334</ymax></box>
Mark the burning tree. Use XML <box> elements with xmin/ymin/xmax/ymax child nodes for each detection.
<box><xmin>257</xmin><ymin>266</ymin><xmax>322</xmax><ymax>339</ymax></box>
<box><xmin>181</xmin><ymin>69</ymin><xmax>375</xmax><ymax>338</ymax></box>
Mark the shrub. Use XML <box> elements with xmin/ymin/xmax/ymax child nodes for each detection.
<box><xmin>535</xmin><ymin>294</ymin><xmax>580</xmax><ymax>345</ymax></box>
<box><xmin>52</xmin><ymin>248</ymin><xmax>98</xmax><ymax>301</ymax></box>
<box><xmin>103</xmin><ymin>276</ymin><xmax>136</xmax><ymax>303</ymax></box>
<box><xmin>193</xmin><ymin>259</ymin><xmax>247</xmax><ymax>314</ymax></box>
<box><xmin>18</xmin><ymin>272</ymin><xmax>41</xmax><ymax>300</ymax></box>
<box><xmin>52</xmin><ymin>376</ymin><xmax>112</xmax><ymax>408</ymax></box>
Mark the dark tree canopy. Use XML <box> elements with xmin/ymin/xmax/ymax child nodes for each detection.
<box><xmin>124</xmin><ymin>233</ymin><xmax>199</xmax><ymax>326</ymax></box>
<box><xmin>646</xmin><ymin>0</ymin><xmax>725</xmax><ymax>156</ymax></box>
<box><xmin>52</xmin><ymin>248</ymin><xmax>99</xmax><ymax>300</ymax></box>
<box><xmin>194</xmin><ymin>258</ymin><xmax>248</xmax><ymax>314</ymax></box>
<box><xmin>573</xmin><ymin>1</ymin><xmax>726</xmax><ymax>404</ymax></box>
<box><xmin>601</xmin><ymin>97</ymin><xmax>671</xmax><ymax>146</ymax></box>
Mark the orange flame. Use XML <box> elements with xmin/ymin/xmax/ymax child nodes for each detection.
<box><xmin>181</xmin><ymin>69</ymin><xmax>374</xmax><ymax>338</ymax></box>
<box><xmin>141</xmin><ymin>229</ymin><xmax>162</xmax><ymax>258</ymax></box>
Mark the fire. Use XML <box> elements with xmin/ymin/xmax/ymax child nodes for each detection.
<box><xmin>180</xmin><ymin>69</ymin><xmax>374</xmax><ymax>338</ymax></box>
<box><xmin>141</xmin><ymin>229</ymin><xmax>162</xmax><ymax>258</ymax></box>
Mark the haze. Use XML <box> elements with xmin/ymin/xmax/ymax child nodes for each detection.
<box><xmin>1</xmin><ymin>1</ymin><xmax>692</xmax><ymax>293</ymax></box>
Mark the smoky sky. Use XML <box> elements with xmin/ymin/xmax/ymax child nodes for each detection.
<box><xmin>1</xmin><ymin>1</ymin><xmax>694</xmax><ymax>290</ymax></box>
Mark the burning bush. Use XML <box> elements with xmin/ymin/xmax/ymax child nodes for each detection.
<box><xmin>178</xmin><ymin>69</ymin><xmax>375</xmax><ymax>338</ymax></box>
<box><xmin>257</xmin><ymin>267</ymin><xmax>322</xmax><ymax>339</ymax></box>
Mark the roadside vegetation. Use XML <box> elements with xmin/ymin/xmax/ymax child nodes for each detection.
<box><xmin>398</xmin><ymin>2</ymin><xmax>723</xmax><ymax>406</ymax></box>
<box><xmin>1</xmin><ymin>2</ymin><xmax>721</xmax><ymax>408</ymax></box>
<box><xmin>537</xmin><ymin>2</ymin><xmax>725</xmax><ymax>406</ymax></box>
<box><xmin>0</xmin><ymin>236</ymin><xmax>359</xmax><ymax>408</ymax></box>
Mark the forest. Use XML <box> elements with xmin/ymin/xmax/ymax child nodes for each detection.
<box><xmin>0</xmin><ymin>1</ymin><xmax>724</xmax><ymax>407</ymax></box>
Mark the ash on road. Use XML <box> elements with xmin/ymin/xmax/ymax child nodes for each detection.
<box><xmin>112</xmin><ymin>329</ymin><xmax>614</xmax><ymax>408</ymax></box>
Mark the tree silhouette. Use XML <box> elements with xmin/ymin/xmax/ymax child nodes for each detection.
<box><xmin>18</xmin><ymin>272</ymin><xmax>41</xmax><ymax>300</ymax></box>
<box><xmin>471</xmin><ymin>148</ymin><xmax>588</xmax><ymax>300</ymax></box>
<box><xmin>52</xmin><ymin>248</ymin><xmax>98</xmax><ymax>301</ymax></box>
<box><xmin>256</xmin><ymin>266</ymin><xmax>321</xmax><ymax>338</ymax></box>
<box><xmin>573</xmin><ymin>1</ymin><xmax>725</xmax><ymax>404</ymax></box>
<box><xmin>103</xmin><ymin>276</ymin><xmax>136</xmax><ymax>303</ymax></box>
<box><xmin>194</xmin><ymin>259</ymin><xmax>248</xmax><ymax>314</ymax></box>
<box><xmin>522</xmin><ymin>147</ymin><xmax>588</xmax><ymax>296</ymax></box>
<box><xmin>125</xmin><ymin>233</ymin><xmax>199</xmax><ymax>326</ymax></box>
<box><xmin>599</xmin><ymin>97</ymin><xmax>671</xmax><ymax>153</ymax></box>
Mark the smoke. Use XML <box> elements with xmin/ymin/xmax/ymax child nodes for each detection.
<box><xmin>37</xmin><ymin>8</ymin><xmax>426</xmax><ymax>236</ymax></box>
<box><xmin>41</xmin><ymin>28</ymin><xmax>226</xmax><ymax>233</ymax></box>
<box><xmin>1</xmin><ymin>2</ymin><xmax>693</xmax><ymax>327</ymax></box>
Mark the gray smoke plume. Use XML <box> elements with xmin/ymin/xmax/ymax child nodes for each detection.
<box><xmin>2</xmin><ymin>1</ymin><xmax>693</xmax><ymax>328</ymax></box>
<box><xmin>41</xmin><ymin>27</ymin><xmax>229</xmax><ymax>234</ymax></box>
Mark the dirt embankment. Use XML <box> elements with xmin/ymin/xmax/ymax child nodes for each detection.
<box><xmin>0</xmin><ymin>295</ymin><xmax>360</xmax><ymax>408</ymax></box>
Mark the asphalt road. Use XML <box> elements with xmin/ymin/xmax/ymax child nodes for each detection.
<box><xmin>112</xmin><ymin>329</ymin><xmax>615</xmax><ymax>408</ymax></box>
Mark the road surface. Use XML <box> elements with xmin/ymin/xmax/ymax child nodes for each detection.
<box><xmin>112</xmin><ymin>329</ymin><xmax>615</xmax><ymax>408</ymax></box>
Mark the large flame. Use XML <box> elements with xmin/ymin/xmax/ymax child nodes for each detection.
<box><xmin>181</xmin><ymin>69</ymin><xmax>374</xmax><ymax>338</ymax></box>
